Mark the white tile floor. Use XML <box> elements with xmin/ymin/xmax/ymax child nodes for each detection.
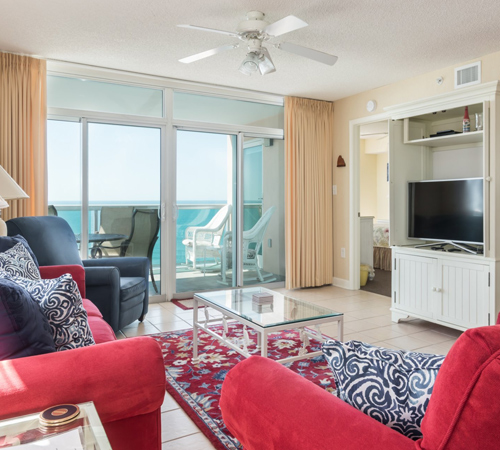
<box><xmin>117</xmin><ymin>285</ymin><xmax>462</xmax><ymax>449</ymax></box>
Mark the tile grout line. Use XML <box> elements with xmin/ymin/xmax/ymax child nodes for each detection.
<box><xmin>162</xmin><ymin>431</ymin><xmax>203</xmax><ymax>444</ymax></box>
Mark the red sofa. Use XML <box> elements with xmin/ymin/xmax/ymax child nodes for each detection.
<box><xmin>0</xmin><ymin>265</ymin><xmax>166</xmax><ymax>450</ymax></box>
<box><xmin>220</xmin><ymin>319</ymin><xmax>500</xmax><ymax>450</ymax></box>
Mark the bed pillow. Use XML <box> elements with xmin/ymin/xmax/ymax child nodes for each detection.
<box><xmin>5</xmin><ymin>273</ymin><xmax>95</xmax><ymax>351</ymax></box>
<box><xmin>0</xmin><ymin>278</ymin><xmax>55</xmax><ymax>360</ymax></box>
<box><xmin>0</xmin><ymin>242</ymin><xmax>40</xmax><ymax>280</ymax></box>
<box><xmin>322</xmin><ymin>340</ymin><xmax>445</xmax><ymax>440</ymax></box>
<box><xmin>0</xmin><ymin>235</ymin><xmax>39</xmax><ymax>267</ymax></box>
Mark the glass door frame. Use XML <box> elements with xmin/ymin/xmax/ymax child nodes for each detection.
<box><xmin>48</xmin><ymin>113</ymin><xmax>167</xmax><ymax>302</ymax></box>
<box><xmin>169</xmin><ymin>125</ymin><xmax>284</xmax><ymax>299</ymax></box>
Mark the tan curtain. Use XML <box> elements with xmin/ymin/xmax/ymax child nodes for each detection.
<box><xmin>0</xmin><ymin>52</ymin><xmax>47</xmax><ymax>219</ymax></box>
<box><xmin>285</xmin><ymin>97</ymin><xmax>334</xmax><ymax>289</ymax></box>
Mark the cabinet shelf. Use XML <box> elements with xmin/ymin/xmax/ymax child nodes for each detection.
<box><xmin>406</xmin><ymin>130</ymin><xmax>483</xmax><ymax>147</ymax></box>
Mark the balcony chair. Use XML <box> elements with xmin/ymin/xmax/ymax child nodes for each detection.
<box><xmin>6</xmin><ymin>216</ymin><xmax>149</xmax><ymax>332</ymax></box>
<box><xmin>94</xmin><ymin>206</ymin><xmax>134</xmax><ymax>257</ymax></box>
<box><xmin>221</xmin><ymin>206</ymin><xmax>276</xmax><ymax>284</ymax></box>
<box><xmin>47</xmin><ymin>205</ymin><xmax>58</xmax><ymax>216</ymax></box>
<box><xmin>182</xmin><ymin>204</ymin><xmax>232</xmax><ymax>270</ymax></box>
<box><xmin>119</xmin><ymin>208</ymin><xmax>160</xmax><ymax>294</ymax></box>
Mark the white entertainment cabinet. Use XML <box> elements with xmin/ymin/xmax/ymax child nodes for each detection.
<box><xmin>384</xmin><ymin>81</ymin><xmax>500</xmax><ymax>331</ymax></box>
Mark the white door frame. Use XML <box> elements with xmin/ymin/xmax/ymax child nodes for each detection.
<box><xmin>348</xmin><ymin>112</ymin><xmax>392</xmax><ymax>290</ymax></box>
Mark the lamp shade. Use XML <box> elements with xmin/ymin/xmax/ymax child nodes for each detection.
<box><xmin>0</xmin><ymin>165</ymin><xmax>28</xmax><ymax>200</ymax></box>
<box><xmin>0</xmin><ymin>196</ymin><xmax>8</xmax><ymax>209</ymax></box>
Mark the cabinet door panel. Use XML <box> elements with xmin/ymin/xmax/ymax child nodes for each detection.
<box><xmin>389</xmin><ymin>120</ymin><xmax>426</xmax><ymax>247</ymax></box>
<box><xmin>437</xmin><ymin>260</ymin><xmax>489</xmax><ymax>328</ymax></box>
<box><xmin>393</xmin><ymin>253</ymin><xmax>436</xmax><ymax>318</ymax></box>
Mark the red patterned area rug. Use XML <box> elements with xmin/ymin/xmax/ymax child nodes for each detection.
<box><xmin>150</xmin><ymin>324</ymin><xmax>336</xmax><ymax>450</ymax></box>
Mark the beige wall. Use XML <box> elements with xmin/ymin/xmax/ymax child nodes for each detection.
<box><xmin>364</xmin><ymin>136</ymin><xmax>388</xmax><ymax>154</ymax></box>
<box><xmin>359</xmin><ymin>139</ymin><xmax>389</xmax><ymax>221</ymax></box>
<box><xmin>333</xmin><ymin>50</ymin><xmax>500</xmax><ymax>282</ymax></box>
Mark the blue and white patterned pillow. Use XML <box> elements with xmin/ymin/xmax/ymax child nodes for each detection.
<box><xmin>322</xmin><ymin>340</ymin><xmax>445</xmax><ymax>440</ymax></box>
<box><xmin>0</xmin><ymin>242</ymin><xmax>40</xmax><ymax>280</ymax></box>
<box><xmin>4</xmin><ymin>273</ymin><xmax>95</xmax><ymax>351</ymax></box>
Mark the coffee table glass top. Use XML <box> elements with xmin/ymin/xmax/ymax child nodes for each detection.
<box><xmin>194</xmin><ymin>287</ymin><xmax>342</xmax><ymax>328</ymax></box>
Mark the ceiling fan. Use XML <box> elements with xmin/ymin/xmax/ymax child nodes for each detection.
<box><xmin>177</xmin><ymin>11</ymin><xmax>338</xmax><ymax>75</ymax></box>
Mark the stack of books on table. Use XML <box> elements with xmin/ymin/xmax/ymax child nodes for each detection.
<box><xmin>252</xmin><ymin>292</ymin><xmax>274</xmax><ymax>305</ymax></box>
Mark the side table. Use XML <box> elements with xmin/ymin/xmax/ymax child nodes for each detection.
<box><xmin>0</xmin><ymin>401</ymin><xmax>111</xmax><ymax>449</ymax></box>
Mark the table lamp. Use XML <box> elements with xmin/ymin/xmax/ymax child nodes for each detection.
<box><xmin>0</xmin><ymin>165</ymin><xmax>29</xmax><ymax>236</ymax></box>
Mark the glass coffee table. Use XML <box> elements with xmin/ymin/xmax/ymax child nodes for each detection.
<box><xmin>193</xmin><ymin>287</ymin><xmax>343</xmax><ymax>364</ymax></box>
<box><xmin>0</xmin><ymin>401</ymin><xmax>111</xmax><ymax>449</ymax></box>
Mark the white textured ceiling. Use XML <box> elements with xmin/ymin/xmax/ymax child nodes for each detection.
<box><xmin>1</xmin><ymin>0</ymin><xmax>500</xmax><ymax>101</ymax></box>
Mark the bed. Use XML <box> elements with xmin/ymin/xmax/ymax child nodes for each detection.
<box><xmin>373</xmin><ymin>221</ymin><xmax>391</xmax><ymax>271</ymax></box>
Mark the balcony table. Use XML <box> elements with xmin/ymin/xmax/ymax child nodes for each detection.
<box><xmin>75</xmin><ymin>233</ymin><xmax>127</xmax><ymax>258</ymax></box>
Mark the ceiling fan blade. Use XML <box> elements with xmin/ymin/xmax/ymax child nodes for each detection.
<box><xmin>179</xmin><ymin>44</ymin><xmax>238</xmax><ymax>64</ymax></box>
<box><xmin>177</xmin><ymin>24</ymin><xmax>239</xmax><ymax>37</ymax></box>
<box><xmin>264</xmin><ymin>15</ymin><xmax>308</xmax><ymax>37</ymax></box>
<box><xmin>277</xmin><ymin>42</ymin><xmax>338</xmax><ymax>66</ymax></box>
<box><xmin>259</xmin><ymin>47</ymin><xmax>276</xmax><ymax>75</ymax></box>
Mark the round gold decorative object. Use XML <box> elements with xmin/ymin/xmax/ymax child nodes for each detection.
<box><xmin>39</xmin><ymin>404</ymin><xmax>80</xmax><ymax>427</ymax></box>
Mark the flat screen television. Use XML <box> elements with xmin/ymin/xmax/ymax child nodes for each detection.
<box><xmin>408</xmin><ymin>178</ymin><xmax>484</xmax><ymax>244</ymax></box>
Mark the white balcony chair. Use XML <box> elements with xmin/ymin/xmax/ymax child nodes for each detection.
<box><xmin>221</xmin><ymin>206</ymin><xmax>276</xmax><ymax>283</ymax></box>
<box><xmin>182</xmin><ymin>204</ymin><xmax>232</xmax><ymax>270</ymax></box>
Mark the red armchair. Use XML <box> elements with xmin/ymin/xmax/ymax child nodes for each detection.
<box><xmin>220</xmin><ymin>319</ymin><xmax>500</xmax><ymax>450</ymax></box>
<box><xmin>0</xmin><ymin>265</ymin><xmax>166</xmax><ymax>450</ymax></box>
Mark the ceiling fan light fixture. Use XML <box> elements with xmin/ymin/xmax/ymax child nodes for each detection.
<box><xmin>258</xmin><ymin>48</ymin><xmax>276</xmax><ymax>75</ymax></box>
<box><xmin>239</xmin><ymin>52</ymin><xmax>260</xmax><ymax>75</ymax></box>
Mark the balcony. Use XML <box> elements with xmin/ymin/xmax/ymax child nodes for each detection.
<box><xmin>50</xmin><ymin>202</ymin><xmax>284</xmax><ymax>295</ymax></box>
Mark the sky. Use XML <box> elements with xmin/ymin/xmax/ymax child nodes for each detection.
<box><xmin>47</xmin><ymin>122</ymin><xmax>231</xmax><ymax>204</ymax></box>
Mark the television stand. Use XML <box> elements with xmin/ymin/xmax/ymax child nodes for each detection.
<box><xmin>414</xmin><ymin>241</ymin><xmax>481</xmax><ymax>255</ymax></box>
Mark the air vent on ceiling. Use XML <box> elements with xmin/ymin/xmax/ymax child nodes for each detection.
<box><xmin>455</xmin><ymin>61</ymin><xmax>481</xmax><ymax>89</ymax></box>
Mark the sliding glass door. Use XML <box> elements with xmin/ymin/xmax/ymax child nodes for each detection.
<box><xmin>87</xmin><ymin>122</ymin><xmax>162</xmax><ymax>294</ymax></box>
<box><xmin>47</xmin><ymin>119</ymin><xmax>82</xmax><ymax>245</ymax></box>
<box><xmin>47</xmin><ymin>119</ymin><xmax>162</xmax><ymax>296</ymax></box>
<box><xmin>242</xmin><ymin>136</ymin><xmax>285</xmax><ymax>286</ymax></box>
<box><xmin>174</xmin><ymin>130</ymin><xmax>285</xmax><ymax>294</ymax></box>
<box><xmin>176</xmin><ymin>130</ymin><xmax>237</xmax><ymax>292</ymax></box>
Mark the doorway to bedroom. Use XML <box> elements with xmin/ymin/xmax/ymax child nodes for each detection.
<box><xmin>358</xmin><ymin>121</ymin><xmax>392</xmax><ymax>297</ymax></box>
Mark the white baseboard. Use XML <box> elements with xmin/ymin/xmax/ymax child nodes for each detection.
<box><xmin>332</xmin><ymin>277</ymin><xmax>356</xmax><ymax>290</ymax></box>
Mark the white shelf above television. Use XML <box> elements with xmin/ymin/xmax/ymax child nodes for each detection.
<box><xmin>405</xmin><ymin>130</ymin><xmax>483</xmax><ymax>147</ymax></box>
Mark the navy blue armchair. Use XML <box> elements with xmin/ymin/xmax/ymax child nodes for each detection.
<box><xmin>7</xmin><ymin>216</ymin><xmax>150</xmax><ymax>332</ymax></box>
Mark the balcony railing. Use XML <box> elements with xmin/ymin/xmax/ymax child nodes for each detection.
<box><xmin>50</xmin><ymin>202</ymin><xmax>262</xmax><ymax>271</ymax></box>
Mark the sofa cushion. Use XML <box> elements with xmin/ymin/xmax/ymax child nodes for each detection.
<box><xmin>83</xmin><ymin>298</ymin><xmax>103</xmax><ymax>318</ymax></box>
<box><xmin>322</xmin><ymin>340</ymin><xmax>444</xmax><ymax>440</ymax></box>
<box><xmin>0</xmin><ymin>235</ymin><xmax>39</xmax><ymax>267</ymax></box>
<box><xmin>0</xmin><ymin>242</ymin><xmax>40</xmax><ymax>280</ymax></box>
<box><xmin>4</xmin><ymin>274</ymin><xmax>95</xmax><ymax>351</ymax></box>
<box><xmin>0</xmin><ymin>278</ymin><xmax>55</xmax><ymax>360</ymax></box>
<box><xmin>120</xmin><ymin>277</ymin><xmax>147</xmax><ymax>302</ymax></box>
<box><xmin>87</xmin><ymin>315</ymin><xmax>116</xmax><ymax>344</ymax></box>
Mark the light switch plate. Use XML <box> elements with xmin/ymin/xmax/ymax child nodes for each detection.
<box><xmin>332</xmin><ymin>185</ymin><xmax>337</xmax><ymax>195</ymax></box>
